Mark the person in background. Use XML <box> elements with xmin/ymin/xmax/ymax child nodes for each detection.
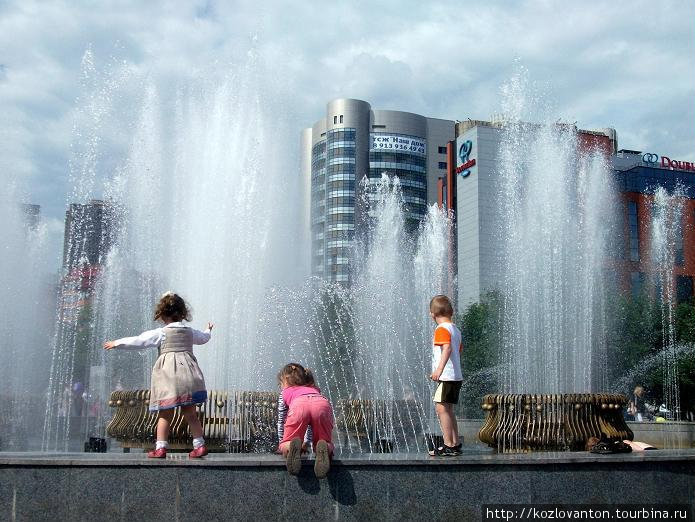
<box><xmin>629</xmin><ymin>385</ymin><xmax>649</xmax><ymax>422</ymax></box>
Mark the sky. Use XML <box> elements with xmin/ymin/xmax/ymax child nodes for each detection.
<box><xmin>1</xmin><ymin>0</ymin><xmax>694</xmax><ymax>270</ymax></box>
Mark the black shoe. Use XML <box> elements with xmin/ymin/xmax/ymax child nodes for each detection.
<box><xmin>427</xmin><ymin>435</ymin><xmax>462</xmax><ymax>456</ymax></box>
<box><xmin>611</xmin><ymin>440</ymin><xmax>632</xmax><ymax>454</ymax></box>
<box><xmin>440</xmin><ymin>445</ymin><xmax>462</xmax><ymax>456</ymax></box>
<box><xmin>429</xmin><ymin>444</ymin><xmax>461</xmax><ymax>457</ymax></box>
<box><xmin>589</xmin><ymin>441</ymin><xmax>613</xmax><ymax>454</ymax></box>
<box><xmin>433</xmin><ymin>442</ymin><xmax>462</xmax><ymax>453</ymax></box>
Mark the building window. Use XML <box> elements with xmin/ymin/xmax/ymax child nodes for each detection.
<box><xmin>628</xmin><ymin>201</ymin><xmax>639</xmax><ymax>262</ymax></box>
<box><xmin>339</xmin><ymin>115</ymin><xmax>343</xmax><ymax>123</ymax></box>
<box><xmin>334</xmin><ymin>116</ymin><xmax>337</xmax><ymax>124</ymax></box>
<box><xmin>372</xmin><ymin>124</ymin><xmax>386</xmax><ymax>129</ymax></box>
<box><xmin>438</xmin><ymin>146</ymin><xmax>446</xmax><ymax>154</ymax></box>
<box><xmin>438</xmin><ymin>162</ymin><xmax>447</xmax><ymax>169</ymax></box>
<box><xmin>677</xmin><ymin>275</ymin><xmax>693</xmax><ymax>303</ymax></box>
<box><xmin>630</xmin><ymin>271</ymin><xmax>644</xmax><ymax>298</ymax></box>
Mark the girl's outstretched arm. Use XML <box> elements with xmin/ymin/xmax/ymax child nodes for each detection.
<box><xmin>190</xmin><ymin>322</ymin><xmax>214</xmax><ymax>345</ymax></box>
<box><xmin>103</xmin><ymin>328</ymin><xmax>163</xmax><ymax>351</ymax></box>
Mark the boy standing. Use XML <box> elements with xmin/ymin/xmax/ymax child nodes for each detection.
<box><xmin>429</xmin><ymin>294</ymin><xmax>463</xmax><ymax>456</ymax></box>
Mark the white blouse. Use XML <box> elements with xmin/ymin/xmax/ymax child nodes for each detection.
<box><xmin>113</xmin><ymin>321</ymin><xmax>211</xmax><ymax>350</ymax></box>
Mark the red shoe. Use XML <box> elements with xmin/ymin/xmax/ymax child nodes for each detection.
<box><xmin>147</xmin><ymin>448</ymin><xmax>167</xmax><ymax>458</ymax></box>
<box><xmin>189</xmin><ymin>445</ymin><xmax>209</xmax><ymax>458</ymax></box>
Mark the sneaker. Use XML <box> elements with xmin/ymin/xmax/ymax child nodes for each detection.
<box><xmin>314</xmin><ymin>440</ymin><xmax>331</xmax><ymax>479</ymax></box>
<box><xmin>286</xmin><ymin>438</ymin><xmax>302</xmax><ymax>475</ymax></box>
<box><xmin>428</xmin><ymin>441</ymin><xmax>463</xmax><ymax>456</ymax></box>
<box><xmin>440</xmin><ymin>445</ymin><xmax>462</xmax><ymax>457</ymax></box>
<box><xmin>189</xmin><ymin>445</ymin><xmax>209</xmax><ymax>459</ymax></box>
<box><xmin>428</xmin><ymin>446</ymin><xmax>444</xmax><ymax>456</ymax></box>
<box><xmin>147</xmin><ymin>448</ymin><xmax>167</xmax><ymax>458</ymax></box>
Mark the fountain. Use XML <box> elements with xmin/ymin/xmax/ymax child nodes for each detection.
<box><xmin>3</xmin><ymin>52</ymin><xmax>695</xmax><ymax>520</ymax></box>
<box><xmin>0</xmin><ymin>183</ymin><xmax>53</xmax><ymax>451</ymax></box>
<box><xmin>477</xmin><ymin>73</ymin><xmax>629</xmax><ymax>451</ymax></box>
<box><xmin>35</xmin><ymin>47</ymin><xmax>452</xmax><ymax>454</ymax></box>
<box><xmin>2</xmin><ymin>51</ymin><xmax>688</xmax><ymax>459</ymax></box>
<box><xmin>650</xmin><ymin>186</ymin><xmax>685</xmax><ymax>421</ymax></box>
<box><xmin>479</xmin><ymin>393</ymin><xmax>633</xmax><ymax>452</ymax></box>
<box><xmin>497</xmin><ymin>102</ymin><xmax>614</xmax><ymax>393</ymax></box>
<box><xmin>95</xmin><ymin>174</ymin><xmax>450</xmax><ymax>453</ymax></box>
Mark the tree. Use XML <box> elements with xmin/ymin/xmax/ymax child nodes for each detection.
<box><xmin>455</xmin><ymin>291</ymin><xmax>502</xmax><ymax>416</ymax></box>
<box><xmin>606</xmin><ymin>293</ymin><xmax>660</xmax><ymax>387</ymax></box>
<box><xmin>607</xmin><ymin>292</ymin><xmax>695</xmax><ymax>419</ymax></box>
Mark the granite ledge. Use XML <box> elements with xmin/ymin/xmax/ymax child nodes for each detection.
<box><xmin>1</xmin><ymin>449</ymin><xmax>695</xmax><ymax>468</ymax></box>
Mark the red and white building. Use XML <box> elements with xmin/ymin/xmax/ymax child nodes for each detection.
<box><xmin>439</xmin><ymin>120</ymin><xmax>616</xmax><ymax>307</ymax></box>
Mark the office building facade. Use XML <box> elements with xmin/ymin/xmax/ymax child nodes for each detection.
<box><xmin>21</xmin><ymin>204</ymin><xmax>41</xmax><ymax>230</ymax></box>
<box><xmin>302</xmin><ymin>99</ymin><xmax>454</xmax><ymax>284</ymax></box>
<box><xmin>60</xmin><ymin>200</ymin><xmax>117</xmax><ymax>323</ymax></box>
<box><xmin>440</xmin><ymin>118</ymin><xmax>695</xmax><ymax>307</ymax></box>
<box><xmin>62</xmin><ymin>200</ymin><xmax>115</xmax><ymax>270</ymax></box>
<box><xmin>441</xmin><ymin>120</ymin><xmax>617</xmax><ymax>307</ymax></box>
<box><xmin>613</xmin><ymin>150</ymin><xmax>695</xmax><ymax>302</ymax></box>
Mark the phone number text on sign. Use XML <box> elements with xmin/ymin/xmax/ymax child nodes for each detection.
<box><xmin>370</xmin><ymin>134</ymin><xmax>426</xmax><ymax>155</ymax></box>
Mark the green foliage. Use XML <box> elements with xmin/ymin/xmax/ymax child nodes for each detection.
<box><xmin>606</xmin><ymin>293</ymin><xmax>661</xmax><ymax>385</ymax></box>
<box><xmin>607</xmin><ymin>292</ymin><xmax>695</xmax><ymax>416</ymax></box>
<box><xmin>453</xmin><ymin>289</ymin><xmax>695</xmax><ymax>418</ymax></box>
<box><xmin>677</xmin><ymin>352</ymin><xmax>695</xmax><ymax>417</ymax></box>
<box><xmin>676</xmin><ymin>301</ymin><xmax>695</xmax><ymax>343</ymax></box>
<box><xmin>454</xmin><ymin>291</ymin><xmax>502</xmax><ymax>416</ymax></box>
<box><xmin>312</xmin><ymin>287</ymin><xmax>357</xmax><ymax>399</ymax></box>
<box><xmin>456</xmin><ymin>291</ymin><xmax>501</xmax><ymax>376</ymax></box>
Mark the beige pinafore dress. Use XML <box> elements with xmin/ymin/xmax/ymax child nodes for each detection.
<box><xmin>149</xmin><ymin>326</ymin><xmax>207</xmax><ymax>411</ymax></box>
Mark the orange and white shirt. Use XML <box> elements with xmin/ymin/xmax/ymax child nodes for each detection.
<box><xmin>431</xmin><ymin>322</ymin><xmax>463</xmax><ymax>381</ymax></box>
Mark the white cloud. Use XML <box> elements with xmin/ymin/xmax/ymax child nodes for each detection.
<box><xmin>1</xmin><ymin>0</ymin><xmax>694</xmax><ymax>270</ymax></box>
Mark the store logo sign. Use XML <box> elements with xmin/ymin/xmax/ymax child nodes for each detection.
<box><xmin>456</xmin><ymin>140</ymin><xmax>476</xmax><ymax>178</ymax></box>
<box><xmin>662</xmin><ymin>156</ymin><xmax>695</xmax><ymax>172</ymax></box>
<box><xmin>642</xmin><ymin>153</ymin><xmax>659</xmax><ymax>164</ymax></box>
<box><xmin>643</xmin><ymin>152</ymin><xmax>695</xmax><ymax>172</ymax></box>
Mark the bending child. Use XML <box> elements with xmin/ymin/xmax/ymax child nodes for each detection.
<box><xmin>104</xmin><ymin>292</ymin><xmax>213</xmax><ymax>459</ymax></box>
<box><xmin>277</xmin><ymin>363</ymin><xmax>333</xmax><ymax>478</ymax></box>
<box><xmin>429</xmin><ymin>294</ymin><xmax>464</xmax><ymax>456</ymax></box>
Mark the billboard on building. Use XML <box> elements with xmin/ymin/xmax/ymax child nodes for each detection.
<box><xmin>370</xmin><ymin>133</ymin><xmax>426</xmax><ymax>155</ymax></box>
<box><xmin>455</xmin><ymin>133</ymin><xmax>478</xmax><ymax>179</ymax></box>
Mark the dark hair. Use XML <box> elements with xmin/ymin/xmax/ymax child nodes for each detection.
<box><xmin>277</xmin><ymin>363</ymin><xmax>316</xmax><ymax>387</ymax></box>
<box><xmin>154</xmin><ymin>292</ymin><xmax>191</xmax><ymax>322</ymax></box>
<box><xmin>430</xmin><ymin>294</ymin><xmax>454</xmax><ymax>318</ymax></box>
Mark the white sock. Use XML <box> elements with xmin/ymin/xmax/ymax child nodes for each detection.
<box><xmin>155</xmin><ymin>440</ymin><xmax>168</xmax><ymax>450</ymax></box>
<box><xmin>192</xmin><ymin>437</ymin><xmax>205</xmax><ymax>449</ymax></box>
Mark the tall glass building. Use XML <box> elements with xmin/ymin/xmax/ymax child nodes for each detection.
<box><xmin>301</xmin><ymin>98</ymin><xmax>454</xmax><ymax>284</ymax></box>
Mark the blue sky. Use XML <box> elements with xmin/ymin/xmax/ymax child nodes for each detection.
<box><xmin>2</xmin><ymin>0</ymin><xmax>694</xmax><ymax>269</ymax></box>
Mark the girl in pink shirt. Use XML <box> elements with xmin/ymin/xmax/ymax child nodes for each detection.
<box><xmin>276</xmin><ymin>363</ymin><xmax>334</xmax><ymax>478</ymax></box>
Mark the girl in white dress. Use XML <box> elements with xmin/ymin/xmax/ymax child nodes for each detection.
<box><xmin>104</xmin><ymin>292</ymin><xmax>213</xmax><ymax>458</ymax></box>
